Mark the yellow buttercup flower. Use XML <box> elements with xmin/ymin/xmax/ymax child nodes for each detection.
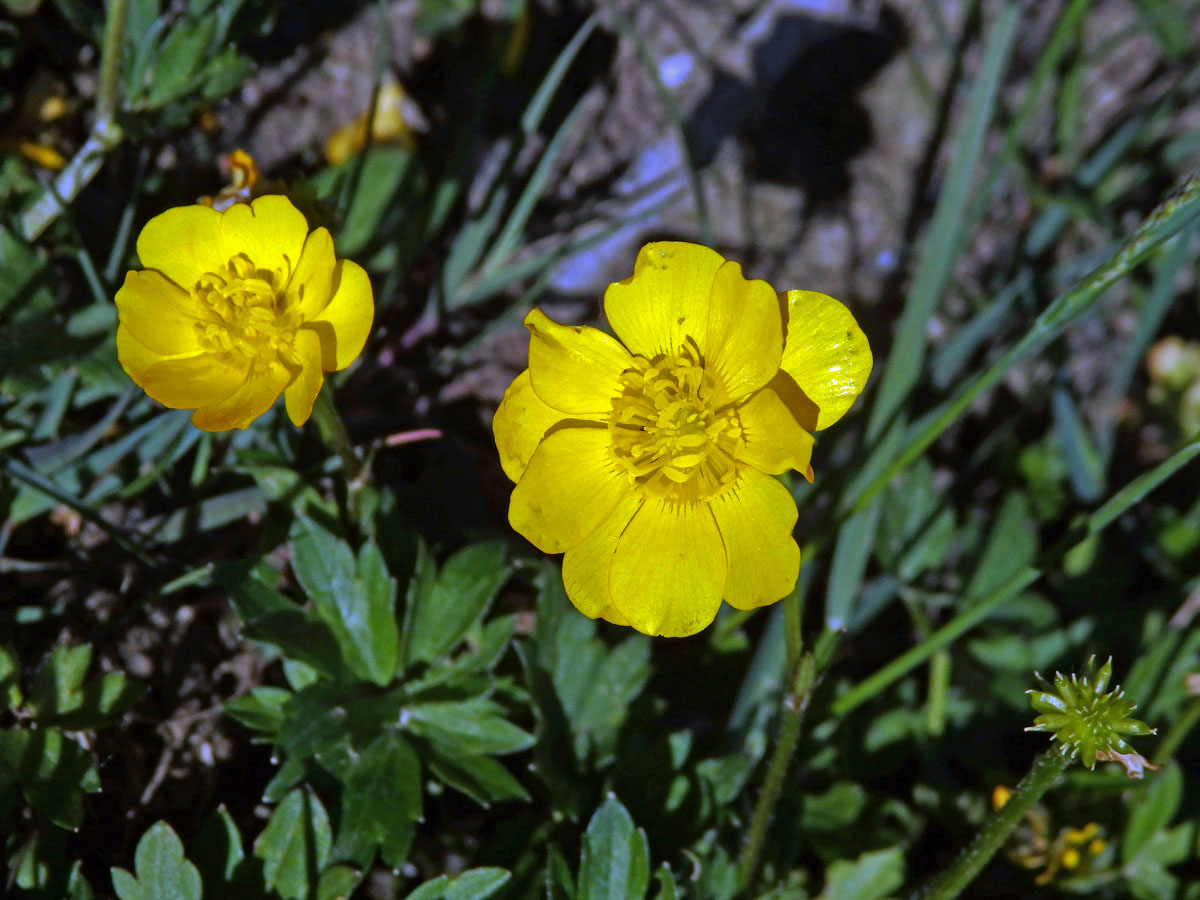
<box><xmin>493</xmin><ymin>242</ymin><xmax>872</xmax><ymax>637</ymax></box>
<box><xmin>115</xmin><ymin>195</ymin><xmax>374</xmax><ymax>431</ymax></box>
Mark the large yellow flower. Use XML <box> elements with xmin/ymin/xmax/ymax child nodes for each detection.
<box><xmin>115</xmin><ymin>195</ymin><xmax>373</xmax><ymax>431</ymax></box>
<box><xmin>494</xmin><ymin>242</ymin><xmax>872</xmax><ymax>637</ymax></box>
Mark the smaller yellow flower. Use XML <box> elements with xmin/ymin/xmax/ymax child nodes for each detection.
<box><xmin>115</xmin><ymin>195</ymin><xmax>374</xmax><ymax>431</ymax></box>
<box><xmin>324</xmin><ymin>77</ymin><xmax>424</xmax><ymax>165</ymax></box>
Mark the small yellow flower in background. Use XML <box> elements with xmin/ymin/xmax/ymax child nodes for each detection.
<box><xmin>198</xmin><ymin>149</ymin><xmax>272</xmax><ymax>211</ymax></box>
<box><xmin>115</xmin><ymin>195</ymin><xmax>374</xmax><ymax>431</ymax></box>
<box><xmin>324</xmin><ymin>76</ymin><xmax>426</xmax><ymax>166</ymax></box>
<box><xmin>992</xmin><ymin>787</ymin><xmax>1107</xmax><ymax>884</ymax></box>
<box><xmin>493</xmin><ymin>242</ymin><xmax>872</xmax><ymax>637</ymax></box>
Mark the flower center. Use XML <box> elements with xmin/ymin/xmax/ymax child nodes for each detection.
<box><xmin>608</xmin><ymin>338</ymin><xmax>743</xmax><ymax>501</ymax></box>
<box><xmin>191</xmin><ymin>253</ymin><xmax>301</xmax><ymax>372</ymax></box>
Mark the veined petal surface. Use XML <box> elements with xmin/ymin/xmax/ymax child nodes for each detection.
<box><xmin>115</xmin><ymin>270</ymin><xmax>204</xmax><ymax>356</ymax></box>
<box><xmin>509</xmin><ymin>425</ymin><xmax>630</xmax><ymax>554</ymax></box>
<box><xmin>290</xmin><ymin>227</ymin><xmax>337</xmax><ymax>321</ymax></box>
<box><xmin>135</xmin><ymin>204</ymin><xmax>223</xmax><ymax>289</ymax></box>
<box><xmin>190</xmin><ymin>364</ymin><xmax>291</xmax><ymax>431</ymax></box>
<box><xmin>709</xmin><ymin>469</ymin><xmax>800</xmax><ymax>610</ymax></box>
<box><xmin>218</xmin><ymin>195</ymin><xmax>309</xmax><ymax>280</ymax></box>
<box><xmin>609</xmin><ymin>499</ymin><xmax>727</xmax><ymax>637</ymax></box>
<box><xmin>779</xmin><ymin>290</ymin><xmax>873</xmax><ymax>430</ymax></box>
<box><xmin>705</xmin><ymin>260</ymin><xmax>783</xmax><ymax>399</ymax></box>
<box><xmin>734</xmin><ymin>374</ymin><xmax>816</xmax><ymax>475</ymax></box>
<box><xmin>307</xmin><ymin>259</ymin><xmax>375</xmax><ymax>371</ymax></box>
<box><xmin>562</xmin><ymin>493</ymin><xmax>642</xmax><ymax>626</ymax></box>
<box><xmin>603</xmin><ymin>242</ymin><xmax>724</xmax><ymax>359</ymax></box>
<box><xmin>493</xmin><ymin>370</ymin><xmax>571</xmax><ymax>483</ymax></box>
<box><xmin>525</xmin><ymin>308</ymin><xmax>632</xmax><ymax>414</ymax></box>
<box><xmin>283</xmin><ymin>328</ymin><xmax>325</xmax><ymax>426</ymax></box>
<box><xmin>141</xmin><ymin>355</ymin><xmax>247</xmax><ymax>410</ymax></box>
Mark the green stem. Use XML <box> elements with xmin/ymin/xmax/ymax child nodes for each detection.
<box><xmin>915</xmin><ymin>750</ymin><xmax>1071</xmax><ymax>900</ymax></box>
<box><xmin>20</xmin><ymin>0</ymin><xmax>128</xmax><ymax>241</ymax></box>
<box><xmin>96</xmin><ymin>0</ymin><xmax>130</xmax><ymax>126</ymax></box>
<box><xmin>310</xmin><ymin>388</ymin><xmax>365</xmax><ymax>488</ymax></box>
<box><xmin>736</xmin><ymin>618</ymin><xmax>816</xmax><ymax>895</ymax></box>
<box><xmin>1153</xmin><ymin>695</ymin><xmax>1200</xmax><ymax>765</ymax></box>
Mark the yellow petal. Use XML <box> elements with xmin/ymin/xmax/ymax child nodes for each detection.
<box><xmin>525</xmin><ymin>308</ymin><xmax>632</xmax><ymax>414</ymax></box>
<box><xmin>710</xmin><ymin>469</ymin><xmax>800</xmax><ymax>610</ymax></box>
<box><xmin>218</xmin><ymin>195</ymin><xmax>309</xmax><ymax>281</ymax></box>
<box><xmin>561</xmin><ymin>493</ymin><xmax>641</xmax><ymax>625</ymax></box>
<box><xmin>114</xmin><ymin>269</ymin><xmax>204</xmax><ymax>356</ymax></box>
<box><xmin>284</xmin><ymin>329</ymin><xmax>325</xmax><ymax>426</ymax></box>
<box><xmin>779</xmin><ymin>290</ymin><xmax>873</xmax><ymax>430</ymax></box>
<box><xmin>140</xmin><ymin>355</ymin><xmax>248</xmax><ymax>410</ymax></box>
<box><xmin>116</xmin><ymin>326</ymin><xmax>184</xmax><ymax>387</ymax></box>
<box><xmin>734</xmin><ymin>373</ymin><xmax>816</xmax><ymax>475</ymax></box>
<box><xmin>705</xmin><ymin>260</ymin><xmax>783</xmax><ymax>399</ymax></box>
<box><xmin>307</xmin><ymin>259</ymin><xmax>374</xmax><ymax>371</ymax></box>
<box><xmin>508</xmin><ymin>425</ymin><xmax>630</xmax><ymax>554</ymax></box>
<box><xmin>190</xmin><ymin>363</ymin><xmax>291</xmax><ymax>431</ymax></box>
<box><xmin>609</xmin><ymin>498</ymin><xmax>727</xmax><ymax>637</ymax></box>
<box><xmin>493</xmin><ymin>370</ymin><xmax>571</xmax><ymax>483</ymax></box>
<box><xmin>603</xmin><ymin>242</ymin><xmax>724</xmax><ymax>359</ymax></box>
<box><xmin>290</xmin><ymin>227</ymin><xmax>337</xmax><ymax>321</ymax></box>
<box><xmin>135</xmin><ymin>204</ymin><xmax>223</xmax><ymax>289</ymax></box>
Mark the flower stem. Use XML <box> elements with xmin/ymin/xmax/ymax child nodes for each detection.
<box><xmin>311</xmin><ymin>388</ymin><xmax>365</xmax><ymax>489</ymax></box>
<box><xmin>914</xmin><ymin>749</ymin><xmax>1070</xmax><ymax>900</ymax></box>
<box><xmin>96</xmin><ymin>0</ymin><xmax>130</xmax><ymax>127</ymax></box>
<box><xmin>736</xmin><ymin>587</ymin><xmax>816</xmax><ymax>894</ymax></box>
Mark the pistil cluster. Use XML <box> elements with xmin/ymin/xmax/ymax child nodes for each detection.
<box><xmin>608</xmin><ymin>337</ymin><xmax>743</xmax><ymax>501</ymax></box>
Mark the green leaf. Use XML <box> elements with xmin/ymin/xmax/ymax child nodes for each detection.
<box><xmin>404</xmin><ymin>541</ymin><xmax>509</xmax><ymax>665</ymax></box>
<box><xmin>0</xmin><ymin>727</ymin><xmax>100</xmax><ymax>830</ymax></box>
<box><xmin>578</xmin><ymin>794</ymin><xmax>650</xmax><ymax>900</ymax></box>
<box><xmin>190</xmin><ymin>806</ymin><xmax>248</xmax><ymax>897</ymax></box>
<box><xmin>331</xmin><ymin>733</ymin><xmax>421</xmax><ymax>868</ymax></box>
<box><xmin>255</xmin><ymin>788</ymin><xmax>332</xmax><ymax>900</ymax></box>
<box><xmin>965</xmin><ymin>491</ymin><xmax>1037</xmax><ymax>598</ymax></box>
<box><xmin>652</xmin><ymin>866</ymin><xmax>679</xmax><ymax>900</ymax></box>
<box><xmin>291</xmin><ymin>516</ymin><xmax>399</xmax><ymax>685</ymax></box>
<box><xmin>316</xmin><ymin>865</ymin><xmax>362</xmax><ymax>900</ymax></box>
<box><xmin>407</xmin><ymin>696</ymin><xmax>534</xmax><ymax>756</ymax></box>
<box><xmin>404</xmin><ymin>867</ymin><xmax>512</xmax><ymax>900</ymax></box>
<box><xmin>426</xmin><ymin>752</ymin><xmax>529</xmax><ymax>806</ymax></box>
<box><xmin>111</xmin><ymin>821</ymin><xmax>203</xmax><ymax>900</ymax></box>
<box><xmin>818</xmin><ymin>847</ymin><xmax>905</xmax><ymax>900</ymax></box>
<box><xmin>242</xmin><ymin>611</ymin><xmax>347</xmax><ymax>682</ymax></box>
<box><xmin>223</xmin><ymin>686</ymin><xmax>292</xmax><ymax>735</ymax></box>
<box><xmin>1</xmin><ymin>643</ymin><xmax>21</xmax><ymax>708</ymax></box>
<box><xmin>1124</xmin><ymin>762</ymin><xmax>1184</xmax><ymax>864</ymax></box>
<box><xmin>146</xmin><ymin>15</ymin><xmax>217</xmax><ymax>107</ymax></box>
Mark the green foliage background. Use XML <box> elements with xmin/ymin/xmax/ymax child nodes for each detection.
<box><xmin>2</xmin><ymin>1</ymin><xmax>1199</xmax><ymax>899</ymax></box>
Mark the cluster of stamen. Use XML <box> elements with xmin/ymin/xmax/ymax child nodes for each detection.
<box><xmin>192</xmin><ymin>253</ymin><xmax>301</xmax><ymax>372</ymax></box>
<box><xmin>608</xmin><ymin>337</ymin><xmax>743</xmax><ymax>501</ymax></box>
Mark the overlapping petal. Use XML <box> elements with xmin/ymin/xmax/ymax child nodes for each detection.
<box><xmin>140</xmin><ymin>356</ymin><xmax>247</xmax><ymax>410</ymax></box>
<box><xmin>525</xmin><ymin>308</ymin><xmax>632</xmax><ymax>414</ymax></box>
<box><xmin>734</xmin><ymin>373</ymin><xmax>817</xmax><ymax>476</ymax></box>
<box><xmin>494</xmin><ymin>370</ymin><xmax>571</xmax><ymax>483</ymax></box>
<box><xmin>609</xmin><ymin>498</ymin><xmax>727</xmax><ymax>637</ymax></box>
<box><xmin>779</xmin><ymin>289</ymin><xmax>873</xmax><ymax>430</ymax></box>
<box><xmin>709</xmin><ymin>469</ymin><xmax>800</xmax><ymax>610</ymax></box>
<box><xmin>218</xmin><ymin>195</ymin><xmax>309</xmax><ymax>280</ymax></box>
<box><xmin>115</xmin><ymin>270</ymin><xmax>204</xmax><ymax>356</ymax></box>
<box><xmin>190</xmin><ymin>365</ymin><xmax>292</xmax><ymax>431</ymax></box>
<box><xmin>283</xmin><ymin>329</ymin><xmax>325</xmax><ymax>426</ymax></box>
<box><xmin>509</xmin><ymin>425</ymin><xmax>630</xmax><ymax>554</ymax></box>
<box><xmin>135</xmin><ymin>204</ymin><xmax>223</xmax><ymax>289</ymax></box>
<box><xmin>603</xmin><ymin>242</ymin><xmax>724</xmax><ymax>359</ymax></box>
<box><xmin>307</xmin><ymin>259</ymin><xmax>375</xmax><ymax>372</ymax></box>
<box><xmin>705</xmin><ymin>260</ymin><xmax>783</xmax><ymax>399</ymax></box>
<box><xmin>290</xmin><ymin>227</ymin><xmax>337</xmax><ymax>320</ymax></box>
<box><xmin>561</xmin><ymin>493</ymin><xmax>641</xmax><ymax>626</ymax></box>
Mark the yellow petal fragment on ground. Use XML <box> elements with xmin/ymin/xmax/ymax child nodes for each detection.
<box><xmin>135</xmin><ymin>204</ymin><xmax>223</xmax><ymax>289</ymax></box>
<box><xmin>734</xmin><ymin>375</ymin><xmax>816</xmax><ymax>475</ymax></box>
<box><xmin>290</xmin><ymin>227</ymin><xmax>338</xmax><ymax>321</ymax></box>
<box><xmin>604</xmin><ymin>242</ymin><xmax>724</xmax><ymax>359</ymax></box>
<box><xmin>562</xmin><ymin>493</ymin><xmax>642</xmax><ymax>625</ymax></box>
<box><xmin>493</xmin><ymin>370</ymin><xmax>571</xmax><ymax>483</ymax></box>
<box><xmin>609</xmin><ymin>498</ymin><xmax>727</xmax><ymax>637</ymax></box>
<box><xmin>779</xmin><ymin>289</ymin><xmax>873</xmax><ymax>430</ymax></box>
<box><xmin>307</xmin><ymin>259</ymin><xmax>375</xmax><ymax>371</ymax></box>
<box><xmin>218</xmin><ymin>195</ymin><xmax>309</xmax><ymax>280</ymax></box>
<box><xmin>190</xmin><ymin>365</ymin><xmax>291</xmax><ymax>432</ymax></box>
<box><xmin>705</xmin><ymin>260</ymin><xmax>783</xmax><ymax>399</ymax></box>
<box><xmin>140</xmin><ymin>355</ymin><xmax>247</xmax><ymax>410</ymax></box>
<box><xmin>709</xmin><ymin>469</ymin><xmax>800</xmax><ymax>610</ymax></box>
<box><xmin>525</xmin><ymin>308</ymin><xmax>632</xmax><ymax>414</ymax></box>
<box><xmin>284</xmin><ymin>328</ymin><xmax>325</xmax><ymax>426</ymax></box>
<box><xmin>114</xmin><ymin>269</ymin><xmax>204</xmax><ymax>356</ymax></box>
<box><xmin>509</xmin><ymin>425</ymin><xmax>630</xmax><ymax>554</ymax></box>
